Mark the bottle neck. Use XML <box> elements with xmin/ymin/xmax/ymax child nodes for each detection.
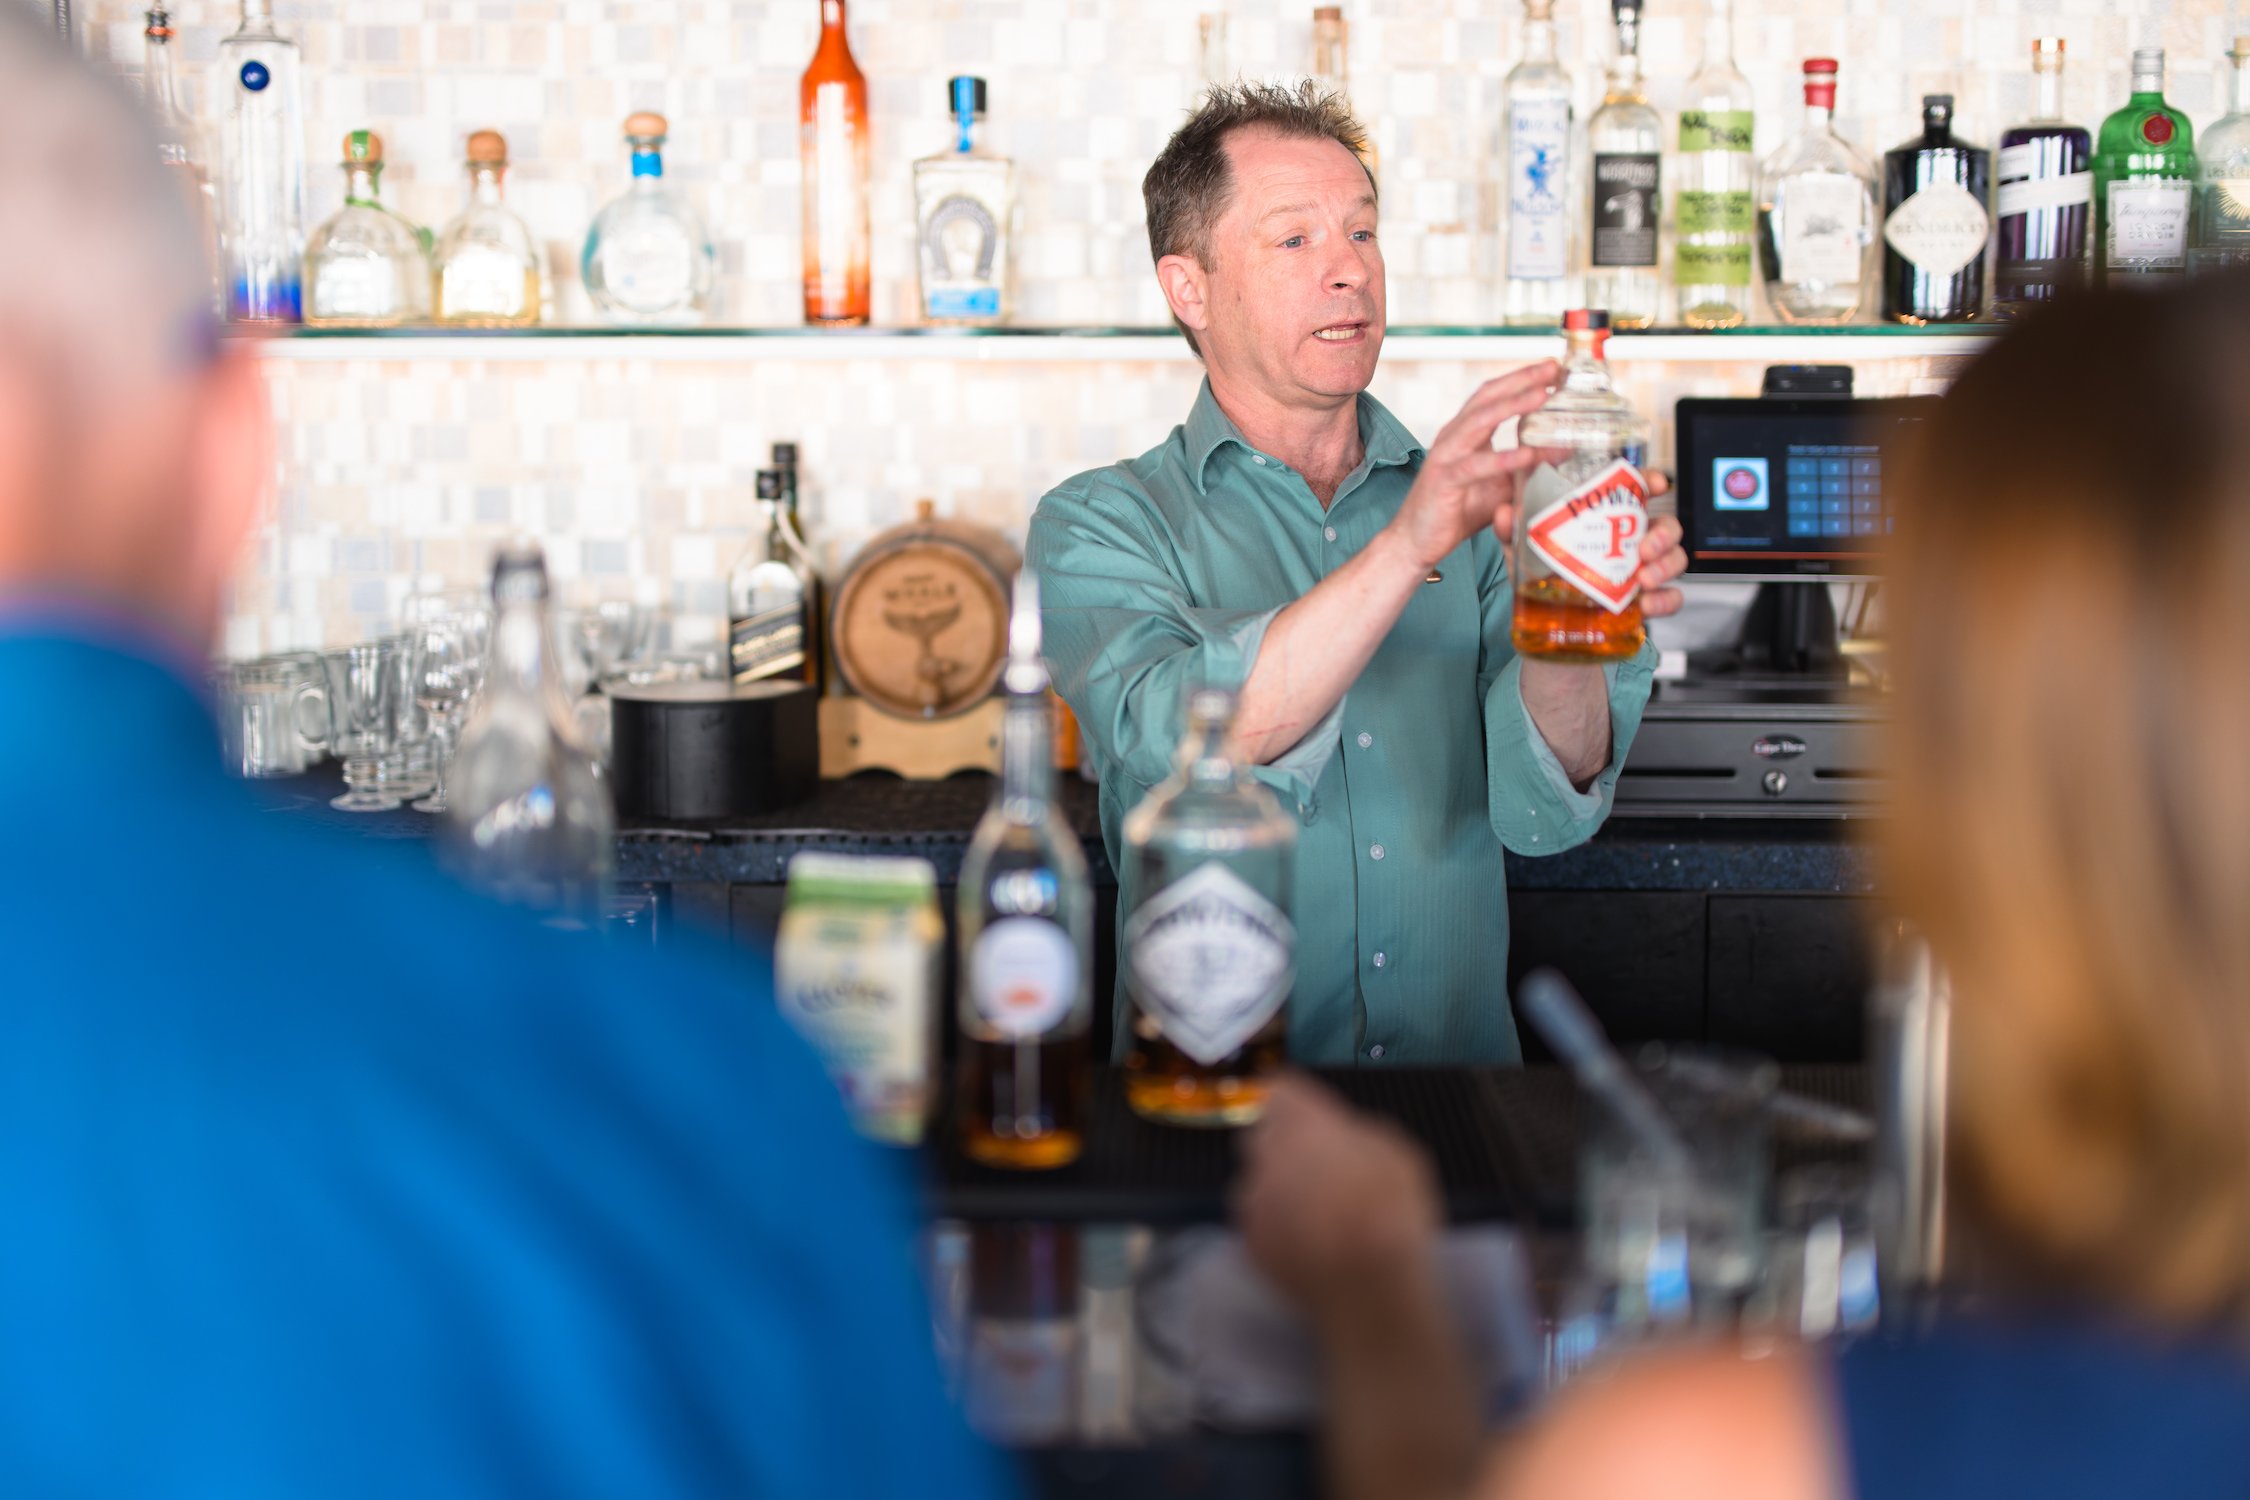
<box><xmin>238</xmin><ymin>0</ymin><xmax>272</xmax><ymax>24</ymax></box>
<box><xmin>1313</xmin><ymin>29</ymin><xmax>1347</xmax><ymax>87</ymax></box>
<box><xmin>953</xmin><ymin>109</ymin><xmax>980</xmax><ymax>156</ymax></box>
<box><xmin>1561</xmin><ymin>329</ymin><xmax>1614</xmax><ymax>386</ymax></box>
<box><xmin>344</xmin><ymin>163</ymin><xmax>380</xmax><ymax>208</ymax></box>
<box><xmin>469</xmin><ymin>164</ymin><xmax>505</xmax><ymax>206</ymax></box>
<box><xmin>999</xmin><ymin>692</ymin><xmax>1055</xmax><ymax>813</ymax></box>
<box><xmin>1609</xmin><ymin>11</ymin><xmax>1641</xmax><ymax>90</ymax></box>
<box><xmin>2232</xmin><ymin>53</ymin><xmax>2250</xmax><ymax>117</ymax></box>
<box><xmin>2131</xmin><ymin>63</ymin><xmax>2164</xmax><ymax>99</ymax></box>
<box><xmin>1179</xmin><ymin>710</ymin><xmax>1240</xmax><ymax>789</ymax></box>
<box><xmin>1697</xmin><ymin>2</ymin><xmax>1733</xmax><ymax>69</ymax></box>
<box><xmin>630</xmin><ymin>147</ymin><xmax>664</xmax><ymax>179</ymax></box>
<box><xmin>816</xmin><ymin>0</ymin><xmax>853</xmax><ymax>61</ymax></box>
<box><xmin>1802</xmin><ymin>93</ymin><xmax>1834</xmax><ymax>134</ymax></box>
<box><xmin>1923</xmin><ymin>112</ymin><xmax>1953</xmax><ymax>147</ymax></box>
<box><xmin>144</xmin><ymin>31</ymin><xmax>182</xmax><ymax>116</ymax></box>
<box><xmin>2033</xmin><ymin>63</ymin><xmax>2063</xmax><ymax>122</ymax></box>
<box><xmin>1522</xmin><ymin>12</ymin><xmax>1556</xmax><ymax>66</ymax></box>
<box><xmin>488</xmin><ymin>590</ymin><xmax>553</xmax><ymax>706</ymax></box>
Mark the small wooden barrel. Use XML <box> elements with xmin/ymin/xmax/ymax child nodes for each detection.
<box><xmin>831</xmin><ymin>500</ymin><xmax>1022</xmax><ymax>719</ymax></box>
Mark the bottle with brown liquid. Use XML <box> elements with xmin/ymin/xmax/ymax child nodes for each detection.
<box><xmin>1511</xmin><ymin>309</ymin><xmax>1649</xmax><ymax>663</ymax></box>
<box><xmin>1121</xmin><ymin>688</ymin><xmax>1294</xmax><ymax>1128</ymax></box>
<box><xmin>801</xmin><ymin>0</ymin><xmax>871</xmax><ymax>325</ymax></box>
<box><xmin>957</xmin><ymin>572</ymin><xmax>1093</xmax><ymax>1168</ymax></box>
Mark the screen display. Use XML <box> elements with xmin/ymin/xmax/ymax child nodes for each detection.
<box><xmin>1675</xmin><ymin>397</ymin><xmax>1937</xmax><ymax>578</ymax></box>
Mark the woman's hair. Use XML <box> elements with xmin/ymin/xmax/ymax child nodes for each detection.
<box><xmin>1886</xmin><ymin>279</ymin><xmax>2250</xmax><ymax>1328</ymax></box>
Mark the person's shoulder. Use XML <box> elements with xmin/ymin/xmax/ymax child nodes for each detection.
<box><xmin>1484</xmin><ymin>1341</ymin><xmax>1842</xmax><ymax>1500</ymax></box>
<box><xmin>1034</xmin><ymin>424</ymin><xmax>1195</xmax><ymax>525</ymax></box>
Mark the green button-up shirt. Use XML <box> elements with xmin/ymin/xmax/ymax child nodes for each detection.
<box><xmin>1028</xmin><ymin>381</ymin><xmax>1658</xmax><ymax>1065</ymax></box>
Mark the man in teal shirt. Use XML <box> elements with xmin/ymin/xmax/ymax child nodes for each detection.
<box><xmin>1028</xmin><ymin>84</ymin><xmax>1689</xmax><ymax>1064</ymax></box>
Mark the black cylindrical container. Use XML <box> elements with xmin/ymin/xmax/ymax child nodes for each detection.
<box><xmin>607</xmin><ymin>680</ymin><xmax>818</xmax><ymax>821</ymax></box>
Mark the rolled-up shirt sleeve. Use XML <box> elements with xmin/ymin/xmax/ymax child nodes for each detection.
<box><xmin>1471</xmin><ymin>528</ymin><xmax>1657</xmax><ymax>855</ymax></box>
<box><xmin>1028</xmin><ymin>474</ymin><xmax>1339</xmax><ymax>812</ymax></box>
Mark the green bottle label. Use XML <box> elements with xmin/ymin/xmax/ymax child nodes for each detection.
<box><xmin>1680</xmin><ymin>110</ymin><xmax>1754</xmax><ymax>154</ymax></box>
<box><xmin>1674</xmin><ymin>240</ymin><xmax>1752</xmax><ymax>286</ymax></box>
<box><xmin>1676</xmin><ymin>190</ymin><xmax>1753</xmax><ymax>237</ymax></box>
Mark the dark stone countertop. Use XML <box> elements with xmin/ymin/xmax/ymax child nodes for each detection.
<box><xmin>255</xmin><ymin>766</ymin><xmax>1874</xmax><ymax>895</ymax></box>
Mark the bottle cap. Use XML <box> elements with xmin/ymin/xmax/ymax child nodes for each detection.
<box><xmin>756</xmin><ymin>470</ymin><xmax>784</xmax><ymax>501</ymax></box>
<box><xmin>466</xmin><ymin>129</ymin><xmax>508</xmax><ymax>165</ymax></box>
<box><xmin>1313</xmin><ymin>4</ymin><xmax>1343</xmax><ymax>20</ymax></box>
<box><xmin>344</xmin><ymin>129</ymin><xmax>384</xmax><ymax>165</ymax></box>
<box><xmin>1802</xmin><ymin>57</ymin><xmax>1839</xmax><ymax>74</ymax></box>
<box><xmin>946</xmin><ymin>76</ymin><xmax>989</xmax><ymax>115</ymax></box>
<box><xmin>771</xmin><ymin>441</ymin><xmax>799</xmax><ymax>467</ymax></box>
<box><xmin>144</xmin><ymin>5</ymin><xmax>172</xmax><ymax>39</ymax></box>
<box><xmin>623</xmin><ymin>111</ymin><xmax>668</xmax><ymax>141</ymax></box>
<box><xmin>2031</xmin><ymin>36</ymin><xmax>2064</xmax><ymax>58</ymax></box>
<box><xmin>1562</xmin><ymin>308</ymin><xmax>1612</xmax><ymax>332</ymax></box>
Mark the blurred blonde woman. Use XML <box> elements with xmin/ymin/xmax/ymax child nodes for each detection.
<box><xmin>1235</xmin><ymin>279</ymin><xmax>2250</xmax><ymax>1500</ymax></box>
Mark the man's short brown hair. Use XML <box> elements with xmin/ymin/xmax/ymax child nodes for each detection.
<box><xmin>1142</xmin><ymin>81</ymin><xmax>1375</xmax><ymax>355</ymax></box>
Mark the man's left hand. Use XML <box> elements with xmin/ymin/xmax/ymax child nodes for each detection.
<box><xmin>1496</xmin><ymin>472</ymin><xmax>1691</xmax><ymax>619</ymax></box>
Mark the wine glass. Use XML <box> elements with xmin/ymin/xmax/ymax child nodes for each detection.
<box><xmin>323</xmin><ymin>640</ymin><xmax>401</xmax><ymax>812</ymax></box>
<box><xmin>408</xmin><ymin>619</ymin><xmax>484</xmax><ymax>814</ymax></box>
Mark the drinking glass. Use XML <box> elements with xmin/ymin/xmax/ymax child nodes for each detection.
<box><xmin>377</xmin><ymin>631</ymin><xmax>437</xmax><ymax>802</ymax></box>
<box><xmin>324</xmin><ymin>641</ymin><xmax>401</xmax><ymax>811</ymax></box>
<box><xmin>407</xmin><ymin>619</ymin><xmax>484</xmax><ymax>814</ymax></box>
<box><xmin>1759</xmin><ymin>1165</ymin><xmax>1881</xmax><ymax>1342</ymax></box>
<box><xmin>215</xmin><ymin>659</ymin><xmax>327</xmax><ymax>777</ymax></box>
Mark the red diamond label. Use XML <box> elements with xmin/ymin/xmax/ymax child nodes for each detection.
<box><xmin>1524</xmin><ymin>459</ymin><xmax>1649</xmax><ymax>614</ymax></box>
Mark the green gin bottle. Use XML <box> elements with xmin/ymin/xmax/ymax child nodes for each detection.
<box><xmin>2095</xmin><ymin>47</ymin><xmax>2196</xmax><ymax>284</ymax></box>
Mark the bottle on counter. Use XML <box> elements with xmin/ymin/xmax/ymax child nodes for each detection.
<box><xmin>1756</xmin><ymin>58</ymin><xmax>1877</xmax><ymax>324</ymax></box>
<box><xmin>1881</xmin><ymin>95</ymin><xmax>1990</xmax><ymax>324</ymax></box>
<box><xmin>1511</xmin><ymin>308</ymin><xmax>1649</xmax><ymax>663</ymax></box>
<box><xmin>582</xmin><ymin>112</ymin><xmax>716</xmax><ymax>325</ymax></box>
<box><xmin>726</xmin><ymin>469</ymin><xmax>818</xmax><ymax>687</ymax></box>
<box><xmin>2095</xmin><ymin>47</ymin><xmax>2195</xmax><ymax>286</ymax></box>
<box><xmin>2195</xmin><ymin>38</ymin><xmax>2250</xmax><ymax>272</ymax></box>
<box><xmin>1992</xmin><ymin>38</ymin><xmax>2091</xmax><ymax>315</ymax></box>
<box><xmin>435</xmin><ymin>130</ymin><xmax>542</xmax><ymax>326</ymax></box>
<box><xmin>912</xmin><ymin>78</ymin><xmax>1016</xmax><ymax>326</ymax></box>
<box><xmin>1584</xmin><ymin>0</ymin><xmax>1661</xmax><ymax>329</ymax></box>
<box><xmin>213</xmin><ymin>0</ymin><xmax>305</xmax><ymax>323</ymax></box>
<box><xmin>1674</xmin><ymin>0</ymin><xmax>1756</xmax><ymax>327</ymax></box>
<box><xmin>304</xmin><ymin>131</ymin><xmax>431</xmax><ymax>328</ymax></box>
<box><xmin>1502</xmin><ymin>0</ymin><xmax>1574</xmax><ymax>326</ymax></box>
<box><xmin>774</xmin><ymin>852</ymin><xmax>945</xmax><ymax>1146</ymax></box>
<box><xmin>1121</xmin><ymin>687</ymin><xmax>1295</xmax><ymax>1128</ymax></box>
<box><xmin>957</xmin><ymin>572</ymin><xmax>1094</xmax><ymax>1171</ymax></box>
<box><xmin>442</xmin><ymin>542</ymin><xmax>616</xmax><ymax>930</ymax></box>
<box><xmin>1310</xmin><ymin>5</ymin><xmax>1377</xmax><ymax>178</ymax></box>
<box><xmin>801</xmin><ymin>0</ymin><xmax>871</xmax><ymax>326</ymax></box>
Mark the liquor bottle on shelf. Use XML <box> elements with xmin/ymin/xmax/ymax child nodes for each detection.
<box><xmin>1757</xmin><ymin>59</ymin><xmax>1877</xmax><ymax>324</ymax></box>
<box><xmin>304</xmin><ymin>132</ymin><xmax>431</xmax><ymax>328</ymax></box>
<box><xmin>1512</xmin><ymin>309</ymin><xmax>1649</xmax><ymax>663</ymax></box>
<box><xmin>2095</xmin><ymin>48</ymin><xmax>2195</xmax><ymax>286</ymax></box>
<box><xmin>1121</xmin><ymin>686</ymin><xmax>1295</xmax><ymax>1128</ymax></box>
<box><xmin>1197</xmin><ymin>12</ymin><xmax>1230</xmax><ymax>90</ymax></box>
<box><xmin>957</xmin><ymin>572</ymin><xmax>1094</xmax><ymax>1171</ymax></box>
<box><xmin>1674</xmin><ymin>0</ymin><xmax>1756</xmax><ymax>328</ymax></box>
<box><xmin>802</xmin><ymin>0</ymin><xmax>871</xmax><ymax>326</ymax></box>
<box><xmin>770</xmin><ymin>441</ymin><xmax>825</xmax><ymax>688</ymax></box>
<box><xmin>1992</xmin><ymin>38</ymin><xmax>2091</xmax><ymax>315</ymax></box>
<box><xmin>912</xmin><ymin>78</ymin><xmax>1016</xmax><ymax>326</ymax></box>
<box><xmin>213</xmin><ymin>0</ymin><xmax>305</xmax><ymax>323</ymax></box>
<box><xmin>2195</xmin><ymin>38</ymin><xmax>2250</xmax><ymax>272</ymax></box>
<box><xmin>1311</xmin><ymin>5</ymin><xmax>1377</xmax><ymax>177</ymax></box>
<box><xmin>1503</xmin><ymin>0</ymin><xmax>1574</xmax><ymax>326</ymax></box>
<box><xmin>1881</xmin><ymin>95</ymin><xmax>1990</xmax><ymax>324</ymax></box>
<box><xmin>143</xmin><ymin>6</ymin><xmax>219</xmax><ymax>312</ymax></box>
<box><xmin>442</xmin><ymin>542</ymin><xmax>615</xmax><ymax>931</ymax></box>
<box><xmin>1584</xmin><ymin>0</ymin><xmax>1660</xmax><ymax>329</ymax></box>
<box><xmin>582</xmin><ymin>112</ymin><xmax>715</xmax><ymax>325</ymax></box>
<box><xmin>727</xmin><ymin>470</ymin><xmax>817</xmax><ymax>686</ymax></box>
<box><xmin>434</xmin><ymin>131</ymin><xmax>541</xmax><ymax>327</ymax></box>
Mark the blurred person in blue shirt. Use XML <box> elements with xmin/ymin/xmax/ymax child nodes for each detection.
<box><xmin>0</xmin><ymin>16</ymin><xmax>1011</xmax><ymax>1499</ymax></box>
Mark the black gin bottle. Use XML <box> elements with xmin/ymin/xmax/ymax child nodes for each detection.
<box><xmin>1882</xmin><ymin>95</ymin><xmax>1991</xmax><ymax>323</ymax></box>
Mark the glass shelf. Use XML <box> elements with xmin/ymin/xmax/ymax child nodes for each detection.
<box><xmin>245</xmin><ymin>321</ymin><xmax>1993</xmax><ymax>340</ymax></box>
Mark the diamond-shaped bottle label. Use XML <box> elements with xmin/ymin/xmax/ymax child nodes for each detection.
<box><xmin>1524</xmin><ymin>459</ymin><xmax>1649</xmax><ymax>614</ymax></box>
<box><xmin>1125</xmin><ymin>863</ymin><xmax>1293</xmax><ymax>1066</ymax></box>
<box><xmin>1882</xmin><ymin>181</ymin><xmax>1990</xmax><ymax>278</ymax></box>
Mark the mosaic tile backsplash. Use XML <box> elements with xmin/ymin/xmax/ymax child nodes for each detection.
<box><xmin>61</xmin><ymin>0</ymin><xmax>2246</xmax><ymax>652</ymax></box>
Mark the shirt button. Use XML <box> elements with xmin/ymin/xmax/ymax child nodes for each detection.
<box><xmin>1373</xmin><ymin>951</ymin><xmax>1387</xmax><ymax>969</ymax></box>
<box><xmin>1253</xmin><ymin>454</ymin><xmax>1268</xmax><ymax>466</ymax></box>
<box><xmin>1356</xmin><ymin>731</ymin><xmax>1372</xmax><ymax>748</ymax></box>
<box><xmin>1368</xmin><ymin>1044</ymin><xmax>1386</xmax><ymax>1060</ymax></box>
<box><xmin>1324</xmin><ymin>525</ymin><xmax>1338</xmax><ymax>541</ymax></box>
<box><xmin>1369</xmin><ymin>843</ymin><xmax>1386</xmax><ymax>860</ymax></box>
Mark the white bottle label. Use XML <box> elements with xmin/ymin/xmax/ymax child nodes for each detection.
<box><xmin>1779</xmin><ymin>175</ymin><xmax>1866</xmax><ymax>287</ymax></box>
<box><xmin>1507</xmin><ymin>97</ymin><xmax>1571</xmax><ymax>280</ymax></box>
<box><xmin>1995</xmin><ymin>170</ymin><xmax>2092</xmax><ymax>217</ymax></box>
<box><xmin>1882</xmin><ymin>181</ymin><xmax>1990</xmax><ymax>277</ymax></box>
<box><xmin>972</xmin><ymin>917</ymin><xmax>1076</xmax><ymax>1038</ymax></box>
<box><xmin>2106</xmin><ymin>179</ymin><xmax>2190</xmax><ymax>268</ymax></box>
<box><xmin>1126</xmin><ymin>863</ymin><xmax>1292</xmax><ymax>1066</ymax></box>
<box><xmin>1523</xmin><ymin>459</ymin><xmax>1650</xmax><ymax>614</ymax></box>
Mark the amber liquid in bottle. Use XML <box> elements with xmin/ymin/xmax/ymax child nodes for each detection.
<box><xmin>1122</xmin><ymin>1020</ymin><xmax>1288</xmax><ymax>1127</ymax></box>
<box><xmin>1511</xmin><ymin>578</ymin><xmax>1646</xmax><ymax>662</ymax></box>
<box><xmin>960</xmin><ymin>1032</ymin><xmax>1093</xmax><ymax>1169</ymax></box>
<box><xmin>801</xmin><ymin>0</ymin><xmax>872</xmax><ymax>325</ymax></box>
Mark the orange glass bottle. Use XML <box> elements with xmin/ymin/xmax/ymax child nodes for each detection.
<box><xmin>801</xmin><ymin>0</ymin><xmax>872</xmax><ymax>325</ymax></box>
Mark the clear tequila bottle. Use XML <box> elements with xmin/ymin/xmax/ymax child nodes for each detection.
<box><xmin>2196</xmin><ymin>39</ymin><xmax>2250</xmax><ymax>272</ymax></box>
<box><xmin>304</xmin><ymin>132</ymin><xmax>431</xmax><ymax>327</ymax></box>
<box><xmin>1584</xmin><ymin>0</ymin><xmax>1662</xmax><ymax>329</ymax></box>
<box><xmin>957</xmin><ymin>572</ymin><xmax>1094</xmax><ymax>1171</ymax></box>
<box><xmin>434</xmin><ymin>131</ymin><xmax>542</xmax><ymax>326</ymax></box>
<box><xmin>1674</xmin><ymin>0</ymin><xmax>1756</xmax><ymax>327</ymax></box>
<box><xmin>143</xmin><ymin>6</ymin><xmax>220</xmax><ymax>315</ymax></box>
<box><xmin>1756</xmin><ymin>59</ymin><xmax>1878</xmax><ymax>324</ymax></box>
<box><xmin>1502</xmin><ymin>0</ymin><xmax>1574</xmax><ymax>325</ymax></box>
<box><xmin>582</xmin><ymin>112</ymin><xmax>716</xmax><ymax>325</ymax></box>
<box><xmin>1121</xmin><ymin>688</ymin><xmax>1296</xmax><ymax>1128</ymax></box>
<box><xmin>912</xmin><ymin>78</ymin><xmax>1016</xmax><ymax>326</ymax></box>
<box><xmin>213</xmin><ymin>0</ymin><xmax>305</xmax><ymax>323</ymax></box>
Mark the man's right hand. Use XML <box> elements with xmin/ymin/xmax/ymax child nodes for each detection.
<box><xmin>1387</xmin><ymin>360</ymin><xmax>1560</xmax><ymax>572</ymax></box>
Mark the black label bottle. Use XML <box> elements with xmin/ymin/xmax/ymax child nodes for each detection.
<box><xmin>1882</xmin><ymin>95</ymin><xmax>1991</xmax><ymax>323</ymax></box>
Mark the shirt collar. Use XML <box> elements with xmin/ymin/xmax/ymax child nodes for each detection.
<box><xmin>1185</xmin><ymin>378</ymin><xmax>1426</xmax><ymax>494</ymax></box>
